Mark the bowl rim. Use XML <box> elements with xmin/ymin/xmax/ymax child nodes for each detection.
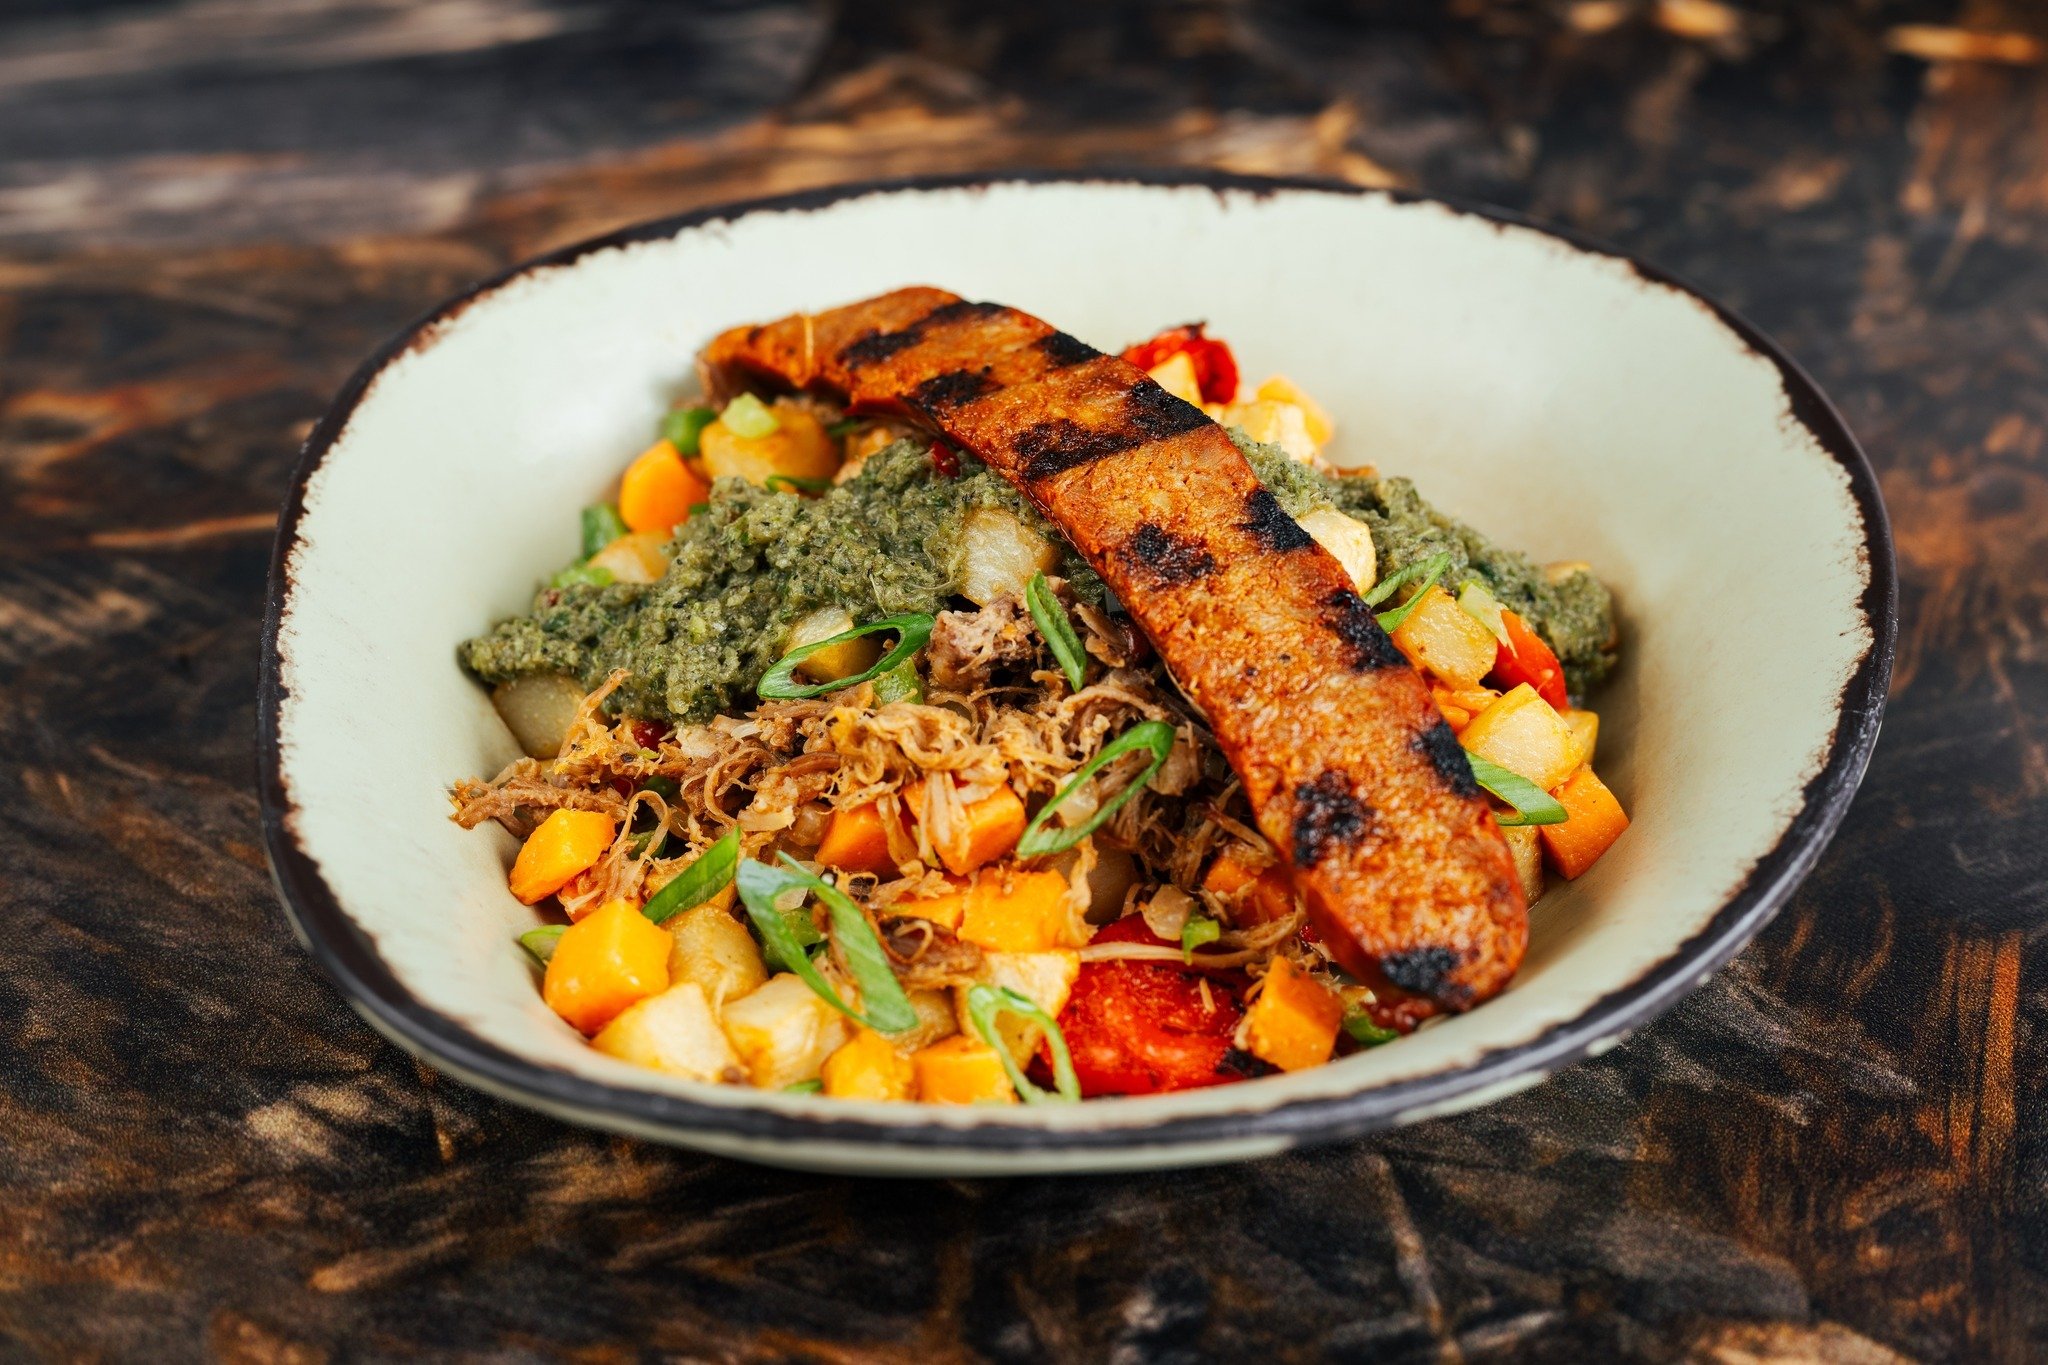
<box><xmin>257</xmin><ymin>169</ymin><xmax>1897</xmax><ymax>1154</ymax></box>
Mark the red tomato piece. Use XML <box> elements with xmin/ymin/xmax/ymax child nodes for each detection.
<box><xmin>1034</xmin><ymin>917</ymin><xmax>1248</xmax><ymax>1097</ymax></box>
<box><xmin>1119</xmin><ymin>324</ymin><xmax>1240</xmax><ymax>405</ymax></box>
<box><xmin>1490</xmin><ymin>609</ymin><xmax>1569</xmax><ymax>711</ymax></box>
<box><xmin>629</xmin><ymin>719</ymin><xmax>672</xmax><ymax>749</ymax></box>
<box><xmin>930</xmin><ymin>440</ymin><xmax>960</xmax><ymax>477</ymax></box>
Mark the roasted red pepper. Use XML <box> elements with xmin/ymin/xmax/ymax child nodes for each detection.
<box><xmin>1491</xmin><ymin>609</ymin><xmax>1569</xmax><ymax>711</ymax></box>
<box><xmin>1119</xmin><ymin>323</ymin><xmax>1240</xmax><ymax>405</ymax></box>
<box><xmin>1034</xmin><ymin>917</ymin><xmax>1247</xmax><ymax>1097</ymax></box>
<box><xmin>930</xmin><ymin>440</ymin><xmax>960</xmax><ymax>477</ymax></box>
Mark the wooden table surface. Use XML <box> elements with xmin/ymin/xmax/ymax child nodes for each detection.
<box><xmin>3</xmin><ymin>2</ymin><xmax>2044</xmax><ymax>1360</ymax></box>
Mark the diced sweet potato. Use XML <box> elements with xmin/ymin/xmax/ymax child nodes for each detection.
<box><xmin>783</xmin><ymin>605</ymin><xmax>884</xmax><ymax>684</ymax></box>
<box><xmin>910</xmin><ymin>783</ymin><xmax>1028</xmax><ymax>876</ymax></box>
<box><xmin>815</xmin><ymin>801</ymin><xmax>909</xmax><ymax>877</ymax></box>
<box><xmin>1392</xmin><ymin>585</ymin><xmax>1500</xmax><ymax>690</ymax></box>
<box><xmin>698</xmin><ymin>400</ymin><xmax>839</xmax><ymax>486</ymax></box>
<box><xmin>586</xmin><ymin>531</ymin><xmax>670</xmax><ymax>584</ymax></box>
<box><xmin>618</xmin><ymin>440</ymin><xmax>710</xmax><ymax>534</ymax></box>
<box><xmin>1243</xmin><ymin>956</ymin><xmax>1344</xmax><ymax>1073</ymax></box>
<box><xmin>913</xmin><ymin>1035</ymin><xmax>1018</xmax><ymax>1104</ymax></box>
<box><xmin>1201</xmin><ymin>851</ymin><xmax>1295</xmax><ymax>925</ymax></box>
<box><xmin>894</xmin><ymin>877</ymin><xmax>970</xmax><ymax>932</ymax></box>
<box><xmin>1254</xmin><ymin>374</ymin><xmax>1334</xmax><ymax>445</ymax></box>
<box><xmin>822</xmin><ymin>1028</ymin><xmax>916</xmax><ymax>1101</ymax></box>
<box><xmin>1461</xmin><ymin>683</ymin><xmax>1581</xmax><ymax>794</ymax></box>
<box><xmin>542</xmin><ymin>897</ymin><xmax>671</xmax><ymax>1035</ymax></box>
<box><xmin>509</xmin><ymin>809</ymin><xmax>616</xmax><ymax>904</ymax></box>
<box><xmin>1539</xmin><ymin>767</ymin><xmax>1629</xmax><ymax>879</ymax></box>
<box><xmin>957</xmin><ymin>868</ymin><xmax>1075</xmax><ymax>953</ymax></box>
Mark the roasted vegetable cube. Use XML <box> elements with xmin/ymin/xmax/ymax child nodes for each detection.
<box><xmin>592</xmin><ymin>981</ymin><xmax>743</xmax><ymax>1081</ymax></box>
<box><xmin>508</xmin><ymin>808</ymin><xmax>615</xmax><ymax>904</ymax></box>
<box><xmin>1243</xmin><ymin>956</ymin><xmax>1344</xmax><ymax>1073</ymax></box>
<box><xmin>722</xmin><ymin>974</ymin><xmax>852</xmax><ymax>1089</ymax></box>
<box><xmin>542</xmin><ymin>897</ymin><xmax>671</xmax><ymax>1035</ymax></box>
<box><xmin>821</xmin><ymin>1028</ymin><xmax>917</xmax><ymax>1101</ymax></box>
<box><xmin>1392</xmin><ymin>585</ymin><xmax>1500</xmax><ymax>690</ymax></box>
<box><xmin>1460</xmin><ymin>684</ymin><xmax>1580</xmax><ymax>794</ymax></box>
<box><xmin>912</xmin><ymin>1036</ymin><xmax>1018</xmax><ymax>1104</ymax></box>
<box><xmin>666</xmin><ymin>901</ymin><xmax>767</xmax><ymax>1012</ymax></box>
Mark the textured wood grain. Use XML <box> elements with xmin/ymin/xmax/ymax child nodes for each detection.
<box><xmin>2</xmin><ymin>1</ymin><xmax>2044</xmax><ymax>1360</ymax></box>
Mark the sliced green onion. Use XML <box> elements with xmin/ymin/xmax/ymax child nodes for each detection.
<box><xmin>641</xmin><ymin>828</ymin><xmax>740</xmax><ymax>925</ymax></box>
<box><xmin>720</xmin><ymin>393</ymin><xmax>779</xmax><ymax>439</ymax></box>
<box><xmin>757</xmin><ymin>613</ymin><xmax>935</xmax><ymax>700</ymax></box>
<box><xmin>1025</xmin><ymin>571</ymin><xmax>1087</xmax><ymax>690</ymax></box>
<box><xmin>734</xmin><ymin>858</ymin><xmax>917</xmax><ymax>1033</ymax></box>
<box><xmin>1365</xmin><ymin>550</ymin><xmax>1453</xmax><ymax>632</ymax></box>
<box><xmin>965</xmin><ymin>984</ymin><xmax>1080</xmax><ymax>1104</ymax></box>
<box><xmin>1016</xmin><ymin>720</ymin><xmax>1177</xmax><ymax>858</ymax></box>
<box><xmin>639</xmin><ymin>775</ymin><xmax>680</xmax><ymax>800</ymax></box>
<box><xmin>685</xmin><ymin>501</ymin><xmax>710</xmax><ymax>517</ymax></box>
<box><xmin>1343</xmin><ymin>1011</ymin><xmax>1400</xmax><ymax>1047</ymax></box>
<box><xmin>548</xmin><ymin>561</ymin><xmax>615</xmax><ymax>590</ymax></box>
<box><xmin>1180</xmin><ymin>914</ymin><xmax>1221</xmax><ymax>961</ymax></box>
<box><xmin>764</xmin><ymin>473</ymin><xmax>833</xmax><ymax>494</ymax></box>
<box><xmin>518</xmin><ymin>925</ymin><xmax>566</xmax><ymax>968</ymax></box>
<box><xmin>1465</xmin><ymin>753</ymin><xmax>1569</xmax><ymax>826</ymax></box>
<box><xmin>581</xmin><ymin>503</ymin><xmax>630</xmax><ymax>559</ymax></box>
<box><xmin>870</xmin><ymin>659</ymin><xmax>923</xmax><ymax>705</ymax></box>
<box><xmin>663</xmin><ymin>405</ymin><xmax>718</xmax><ymax>456</ymax></box>
<box><xmin>783</xmin><ymin>1078</ymin><xmax>823</xmax><ymax>1094</ymax></box>
<box><xmin>825</xmin><ymin>417</ymin><xmax>863</xmax><ymax>438</ymax></box>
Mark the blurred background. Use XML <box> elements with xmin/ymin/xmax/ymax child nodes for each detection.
<box><xmin>5</xmin><ymin>3</ymin><xmax>2047</xmax><ymax>1361</ymax></box>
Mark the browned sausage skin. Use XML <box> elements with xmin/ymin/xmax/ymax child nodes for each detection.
<box><xmin>702</xmin><ymin>287</ymin><xmax>1527</xmax><ymax>1011</ymax></box>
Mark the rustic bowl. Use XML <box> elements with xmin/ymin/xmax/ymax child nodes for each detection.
<box><xmin>259</xmin><ymin>173</ymin><xmax>1894</xmax><ymax>1175</ymax></box>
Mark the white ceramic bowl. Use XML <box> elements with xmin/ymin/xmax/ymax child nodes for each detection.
<box><xmin>259</xmin><ymin>173</ymin><xmax>1894</xmax><ymax>1175</ymax></box>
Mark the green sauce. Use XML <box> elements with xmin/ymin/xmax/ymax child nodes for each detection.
<box><xmin>462</xmin><ymin>434</ymin><xmax>1616</xmax><ymax>721</ymax></box>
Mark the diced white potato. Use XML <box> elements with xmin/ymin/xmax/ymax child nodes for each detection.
<box><xmin>1253</xmin><ymin>374</ymin><xmax>1334</xmax><ymax>446</ymax></box>
<box><xmin>892</xmin><ymin>988</ymin><xmax>960</xmax><ymax>1054</ymax></box>
<box><xmin>722</xmin><ymin>974</ymin><xmax>852</xmax><ymax>1089</ymax></box>
<box><xmin>1147</xmin><ymin>352</ymin><xmax>1204</xmax><ymax>406</ymax></box>
<box><xmin>954</xmin><ymin>950</ymin><xmax>1079</xmax><ymax>1060</ymax></box>
<box><xmin>958</xmin><ymin>506</ymin><xmax>1059</xmax><ymax>606</ymax></box>
<box><xmin>1297</xmin><ymin>507</ymin><xmax>1377</xmax><ymax>593</ymax></box>
<box><xmin>700</xmin><ymin>400</ymin><xmax>840</xmax><ymax>486</ymax></box>
<box><xmin>1544</xmin><ymin>559</ymin><xmax>1594</xmax><ymax>585</ymax></box>
<box><xmin>592</xmin><ymin>982</ymin><xmax>744</xmax><ymax>1083</ymax></box>
<box><xmin>1562</xmin><ymin>708</ymin><xmax>1600</xmax><ymax>770</ymax></box>
<box><xmin>1225</xmin><ymin>399</ymin><xmax>1319</xmax><ymax>465</ymax></box>
<box><xmin>1456</xmin><ymin>582</ymin><xmax>1511</xmax><ymax>645</ymax></box>
<box><xmin>783</xmin><ymin>605</ymin><xmax>882</xmax><ymax>683</ymax></box>
<box><xmin>491</xmin><ymin>673</ymin><xmax>587</xmax><ymax>759</ymax></box>
<box><xmin>1501</xmin><ymin>824</ymin><xmax>1545</xmax><ymax>905</ymax></box>
<box><xmin>666</xmin><ymin>901</ymin><xmax>766</xmax><ymax>1012</ymax></box>
<box><xmin>1391</xmin><ymin>585</ymin><xmax>1500</xmax><ymax>690</ymax></box>
<box><xmin>587</xmin><ymin>531</ymin><xmax>670</xmax><ymax>585</ymax></box>
<box><xmin>1462</xmin><ymin>684</ymin><xmax>1580</xmax><ymax>793</ymax></box>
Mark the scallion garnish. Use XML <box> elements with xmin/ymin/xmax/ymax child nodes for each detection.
<box><xmin>518</xmin><ymin>925</ymin><xmax>566</xmax><ymax>968</ymax></box>
<box><xmin>1465</xmin><ymin>753</ymin><xmax>1569</xmax><ymax>826</ymax></box>
<box><xmin>639</xmin><ymin>775</ymin><xmax>681</xmax><ymax>800</ymax></box>
<box><xmin>1343</xmin><ymin>1011</ymin><xmax>1400</xmax><ymax>1047</ymax></box>
<box><xmin>1180</xmin><ymin>914</ymin><xmax>1221</xmax><ymax>961</ymax></box>
<box><xmin>783</xmin><ymin>1078</ymin><xmax>823</xmax><ymax>1094</ymax></box>
<box><xmin>1025</xmin><ymin>571</ymin><xmax>1087</xmax><ymax>690</ymax></box>
<box><xmin>965</xmin><ymin>984</ymin><xmax>1080</xmax><ymax>1103</ymax></box>
<box><xmin>734</xmin><ymin>857</ymin><xmax>918</xmax><ymax>1033</ymax></box>
<box><xmin>720</xmin><ymin>393</ymin><xmax>779</xmax><ymax>439</ymax></box>
<box><xmin>1016</xmin><ymin>720</ymin><xmax>1177</xmax><ymax>858</ymax></box>
<box><xmin>756</xmin><ymin>613</ymin><xmax>935</xmax><ymax>700</ymax></box>
<box><xmin>641</xmin><ymin>828</ymin><xmax>740</xmax><ymax>925</ymax></box>
<box><xmin>764</xmin><ymin>473</ymin><xmax>833</xmax><ymax>494</ymax></box>
<box><xmin>662</xmin><ymin>405</ymin><xmax>718</xmax><ymax>456</ymax></box>
<box><xmin>580</xmin><ymin>503</ymin><xmax>630</xmax><ymax>559</ymax></box>
<box><xmin>825</xmin><ymin>417</ymin><xmax>863</xmax><ymax>437</ymax></box>
<box><xmin>548</xmin><ymin>561</ymin><xmax>615</xmax><ymax>590</ymax></box>
<box><xmin>1363</xmin><ymin>550</ymin><xmax>1453</xmax><ymax>632</ymax></box>
<box><xmin>870</xmin><ymin>659</ymin><xmax>923</xmax><ymax>705</ymax></box>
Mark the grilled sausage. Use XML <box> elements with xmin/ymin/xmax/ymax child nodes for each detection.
<box><xmin>701</xmin><ymin>288</ymin><xmax>1526</xmax><ymax>1010</ymax></box>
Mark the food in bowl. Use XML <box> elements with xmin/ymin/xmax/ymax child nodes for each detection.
<box><xmin>451</xmin><ymin>288</ymin><xmax>1629</xmax><ymax>1104</ymax></box>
